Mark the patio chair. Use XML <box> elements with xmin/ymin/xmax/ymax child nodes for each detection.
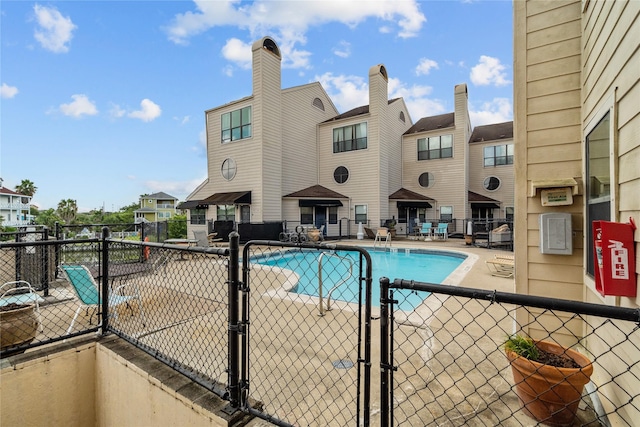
<box><xmin>485</xmin><ymin>258</ymin><xmax>514</xmax><ymax>278</ymax></box>
<box><xmin>374</xmin><ymin>227</ymin><xmax>391</xmax><ymax>249</ymax></box>
<box><xmin>193</xmin><ymin>230</ymin><xmax>222</xmax><ymax>247</ymax></box>
<box><xmin>1</xmin><ymin>280</ymin><xmax>44</xmax><ymax>330</ymax></box>
<box><xmin>419</xmin><ymin>222</ymin><xmax>433</xmax><ymax>240</ymax></box>
<box><xmin>434</xmin><ymin>223</ymin><xmax>449</xmax><ymax>240</ymax></box>
<box><xmin>60</xmin><ymin>265</ymin><xmax>145</xmax><ymax>335</ymax></box>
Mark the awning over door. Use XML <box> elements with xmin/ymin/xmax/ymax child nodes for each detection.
<box><xmin>202</xmin><ymin>191</ymin><xmax>252</xmax><ymax>205</ymax></box>
<box><xmin>396</xmin><ymin>201</ymin><xmax>432</xmax><ymax>209</ymax></box>
<box><xmin>298</xmin><ymin>199</ymin><xmax>343</xmax><ymax>207</ymax></box>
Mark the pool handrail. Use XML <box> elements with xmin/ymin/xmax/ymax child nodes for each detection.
<box><xmin>317</xmin><ymin>251</ymin><xmax>355</xmax><ymax>316</ymax></box>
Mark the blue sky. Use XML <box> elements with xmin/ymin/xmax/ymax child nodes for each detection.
<box><xmin>1</xmin><ymin>0</ymin><xmax>513</xmax><ymax>212</ymax></box>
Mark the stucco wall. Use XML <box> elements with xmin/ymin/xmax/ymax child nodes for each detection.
<box><xmin>1</xmin><ymin>338</ymin><xmax>234</xmax><ymax>427</ymax></box>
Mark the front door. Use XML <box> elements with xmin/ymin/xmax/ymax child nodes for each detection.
<box><xmin>240</xmin><ymin>205</ymin><xmax>250</xmax><ymax>223</ymax></box>
<box><xmin>314</xmin><ymin>207</ymin><xmax>326</xmax><ymax>234</ymax></box>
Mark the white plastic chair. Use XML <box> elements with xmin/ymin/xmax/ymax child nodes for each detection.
<box><xmin>374</xmin><ymin>228</ymin><xmax>391</xmax><ymax>249</ymax></box>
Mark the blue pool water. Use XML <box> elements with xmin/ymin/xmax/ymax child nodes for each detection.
<box><xmin>256</xmin><ymin>248</ymin><xmax>465</xmax><ymax>310</ymax></box>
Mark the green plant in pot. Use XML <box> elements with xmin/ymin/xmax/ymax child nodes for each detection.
<box><xmin>503</xmin><ymin>334</ymin><xmax>594</xmax><ymax>427</ymax></box>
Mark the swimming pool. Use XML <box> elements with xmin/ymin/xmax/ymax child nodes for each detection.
<box><xmin>255</xmin><ymin>248</ymin><xmax>466</xmax><ymax>310</ymax></box>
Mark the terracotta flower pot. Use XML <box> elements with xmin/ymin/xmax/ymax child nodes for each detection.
<box><xmin>0</xmin><ymin>304</ymin><xmax>39</xmax><ymax>351</ymax></box>
<box><xmin>505</xmin><ymin>340</ymin><xmax>593</xmax><ymax>427</ymax></box>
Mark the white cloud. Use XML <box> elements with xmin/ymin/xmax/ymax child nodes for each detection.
<box><xmin>1</xmin><ymin>83</ymin><xmax>19</xmax><ymax>98</ymax></box>
<box><xmin>469</xmin><ymin>97</ymin><xmax>512</xmax><ymax>127</ymax></box>
<box><xmin>332</xmin><ymin>41</ymin><xmax>351</xmax><ymax>58</ymax></box>
<box><xmin>59</xmin><ymin>94</ymin><xmax>98</xmax><ymax>118</ymax></box>
<box><xmin>314</xmin><ymin>72</ymin><xmax>444</xmax><ymax>121</ymax></box>
<box><xmin>470</xmin><ymin>55</ymin><xmax>510</xmax><ymax>87</ymax></box>
<box><xmin>315</xmin><ymin>72</ymin><xmax>368</xmax><ymax>113</ymax></box>
<box><xmin>145</xmin><ymin>177</ymin><xmax>206</xmax><ymax>201</ymax></box>
<box><xmin>33</xmin><ymin>4</ymin><xmax>77</xmax><ymax>53</ymax></box>
<box><xmin>415</xmin><ymin>58</ymin><xmax>438</xmax><ymax>76</ymax></box>
<box><xmin>128</xmin><ymin>99</ymin><xmax>162</xmax><ymax>122</ymax></box>
<box><xmin>109</xmin><ymin>103</ymin><xmax>126</xmax><ymax>119</ymax></box>
<box><xmin>166</xmin><ymin>0</ymin><xmax>426</xmax><ymax>68</ymax></box>
<box><xmin>388</xmin><ymin>77</ymin><xmax>444</xmax><ymax>120</ymax></box>
<box><xmin>221</xmin><ymin>38</ymin><xmax>253</xmax><ymax>69</ymax></box>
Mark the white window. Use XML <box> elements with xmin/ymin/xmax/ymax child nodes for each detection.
<box><xmin>440</xmin><ymin>206</ymin><xmax>453</xmax><ymax>222</ymax></box>
<box><xmin>355</xmin><ymin>205</ymin><xmax>367</xmax><ymax>223</ymax></box>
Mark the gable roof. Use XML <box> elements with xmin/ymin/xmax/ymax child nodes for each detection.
<box><xmin>468</xmin><ymin>191</ymin><xmax>500</xmax><ymax>202</ymax></box>
<box><xmin>0</xmin><ymin>186</ymin><xmax>27</xmax><ymax>196</ymax></box>
<box><xmin>145</xmin><ymin>192</ymin><xmax>177</xmax><ymax>200</ymax></box>
<box><xmin>323</xmin><ymin>98</ymin><xmax>401</xmax><ymax>123</ymax></box>
<box><xmin>389</xmin><ymin>188</ymin><xmax>435</xmax><ymax>201</ymax></box>
<box><xmin>469</xmin><ymin>121</ymin><xmax>514</xmax><ymax>143</ymax></box>
<box><xmin>404</xmin><ymin>113</ymin><xmax>455</xmax><ymax>135</ymax></box>
<box><xmin>283</xmin><ymin>185</ymin><xmax>348</xmax><ymax>199</ymax></box>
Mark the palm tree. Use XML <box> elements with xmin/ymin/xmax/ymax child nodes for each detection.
<box><xmin>57</xmin><ymin>199</ymin><xmax>78</xmax><ymax>224</ymax></box>
<box><xmin>15</xmin><ymin>179</ymin><xmax>37</xmax><ymax>197</ymax></box>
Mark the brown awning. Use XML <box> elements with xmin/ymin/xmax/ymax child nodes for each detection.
<box><xmin>177</xmin><ymin>200</ymin><xmax>207</xmax><ymax>209</ymax></box>
<box><xmin>202</xmin><ymin>191</ymin><xmax>251</xmax><ymax>205</ymax></box>
<box><xmin>298</xmin><ymin>199</ymin><xmax>343</xmax><ymax>207</ymax></box>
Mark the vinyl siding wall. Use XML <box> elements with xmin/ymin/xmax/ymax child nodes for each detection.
<box><xmin>253</xmin><ymin>45</ymin><xmax>282</xmax><ymax>221</ymax></box>
<box><xmin>401</xmin><ymin>86</ymin><xmax>470</xmax><ymax>224</ymax></box>
<box><xmin>468</xmin><ymin>139</ymin><xmax>515</xmax><ymax>215</ymax></box>
<box><xmin>281</xmin><ymin>84</ymin><xmax>339</xmax><ymax>196</ymax></box>
<box><xmin>318</xmin><ymin>116</ymin><xmax>378</xmax><ymax>226</ymax></box>
<box><xmin>581</xmin><ymin>1</ymin><xmax>640</xmax><ymax>423</ymax></box>
<box><xmin>385</xmin><ymin>100</ymin><xmax>413</xmax><ymax>231</ymax></box>
<box><xmin>514</xmin><ymin>0</ymin><xmax>584</xmax><ymax>310</ymax></box>
<box><xmin>516</xmin><ymin>1</ymin><xmax>639</xmax><ymax>423</ymax></box>
<box><xmin>201</xmin><ymin>98</ymin><xmax>262</xmax><ymax>223</ymax></box>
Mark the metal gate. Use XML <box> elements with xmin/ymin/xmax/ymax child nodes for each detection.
<box><xmin>240</xmin><ymin>241</ymin><xmax>373</xmax><ymax>426</ymax></box>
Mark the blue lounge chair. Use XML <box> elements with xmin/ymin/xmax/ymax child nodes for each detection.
<box><xmin>60</xmin><ymin>265</ymin><xmax>145</xmax><ymax>334</ymax></box>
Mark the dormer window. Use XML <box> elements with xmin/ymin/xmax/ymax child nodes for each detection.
<box><xmin>417</xmin><ymin>135</ymin><xmax>453</xmax><ymax>160</ymax></box>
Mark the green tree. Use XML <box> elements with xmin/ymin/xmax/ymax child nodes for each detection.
<box><xmin>168</xmin><ymin>214</ymin><xmax>188</xmax><ymax>239</ymax></box>
<box><xmin>15</xmin><ymin>179</ymin><xmax>37</xmax><ymax>197</ymax></box>
<box><xmin>57</xmin><ymin>199</ymin><xmax>78</xmax><ymax>224</ymax></box>
<box><xmin>35</xmin><ymin>208</ymin><xmax>62</xmax><ymax>230</ymax></box>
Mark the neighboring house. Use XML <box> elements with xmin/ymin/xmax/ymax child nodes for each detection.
<box><xmin>514</xmin><ymin>0</ymin><xmax>639</xmax><ymax>423</ymax></box>
<box><xmin>134</xmin><ymin>192</ymin><xmax>179</xmax><ymax>223</ymax></box>
<box><xmin>184</xmin><ymin>36</ymin><xmax>514</xmax><ymax>237</ymax></box>
<box><xmin>0</xmin><ymin>186</ymin><xmax>33</xmax><ymax>227</ymax></box>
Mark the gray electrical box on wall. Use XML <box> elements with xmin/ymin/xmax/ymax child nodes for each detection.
<box><xmin>539</xmin><ymin>213</ymin><xmax>573</xmax><ymax>255</ymax></box>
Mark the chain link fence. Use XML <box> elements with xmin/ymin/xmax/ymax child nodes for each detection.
<box><xmin>240</xmin><ymin>242</ymin><xmax>373</xmax><ymax>426</ymax></box>
<box><xmin>3</xmin><ymin>234</ymin><xmax>639</xmax><ymax>427</ymax></box>
<box><xmin>380</xmin><ymin>279</ymin><xmax>640</xmax><ymax>426</ymax></box>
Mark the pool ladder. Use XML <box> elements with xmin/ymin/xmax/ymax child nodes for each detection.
<box><xmin>317</xmin><ymin>252</ymin><xmax>354</xmax><ymax>316</ymax></box>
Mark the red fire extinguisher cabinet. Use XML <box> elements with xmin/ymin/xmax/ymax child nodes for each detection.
<box><xmin>592</xmin><ymin>218</ymin><xmax>637</xmax><ymax>297</ymax></box>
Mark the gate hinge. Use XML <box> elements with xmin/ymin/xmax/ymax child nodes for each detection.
<box><xmin>380</xmin><ymin>298</ymin><xmax>398</xmax><ymax>305</ymax></box>
<box><xmin>380</xmin><ymin>363</ymin><xmax>398</xmax><ymax>372</ymax></box>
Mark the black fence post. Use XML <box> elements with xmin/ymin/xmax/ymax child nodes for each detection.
<box><xmin>42</xmin><ymin>227</ymin><xmax>49</xmax><ymax>297</ymax></box>
<box><xmin>227</xmin><ymin>231</ymin><xmax>241</xmax><ymax>410</ymax></box>
<box><xmin>54</xmin><ymin>222</ymin><xmax>61</xmax><ymax>278</ymax></box>
<box><xmin>101</xmin><ymin>227</ymin><xmax>110</xmax><ymax>334</ymax></box>
<box><xmin>380</xmin><ymin>277</ymin><xmax>390</xmax><ymax>427</ymax></box>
